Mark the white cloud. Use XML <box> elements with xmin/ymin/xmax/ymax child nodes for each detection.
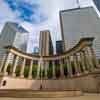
<box><xmin>0</xmin><ymin>0</ymin><xmax>94</xmax><ymax>53</ymax></box>
<box><xmin>23</xmin><ymin>0</ymin><xmax>93</xmax><ymax>52</ymax></box>
<box><xmin>0</xmin><ymin>0</ymin><xmax>22</xmax><ymax>33</ymax></box>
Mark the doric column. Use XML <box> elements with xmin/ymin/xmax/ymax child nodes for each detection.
<box><xmin>37</xmin><ymin>63</ymin><xmax>40</xmax><ymax>79</ymax></box>
<box><xmin>73</xmin><ymin>55</ymin><xmax>80</xmax><ymax>75</ymax></box>
<box><xmin>28</xmin><ymin>60</ymin><xmax>33</xmax><ymax>79</ymax></box>
<box><xmin>3</xmin><ymin>52</ymin><xmax>11</xmax><ymax>76</ymax></box>
<box><xmin>52</xmin><ymin>61</ymin><xmax>56</xmax><ymax>79</ymax></box>
<box><xmin>12</xmin><ymin>55</ymin><xmax>19</xmax><ymax>77</ymax></box>
<box><xmin>59</xmin><ymin>59</ymin><xmax>64</xmax><ymax>78</ymax></box>
<box><xmin>66</xmin><ymin>56</ymin><xmax>73</xmax><ymax>77</ymax></box>
<box><xmin>82</xmin><ymin>51</ymin><xmax>90</xmax><ymax>71</ymax></box>
<box><xmin>0</xmin><ymin>54</ymin><xmax>6</xmax><ymax>73</ymax></box>
<box><xmin>75</xmin><ymin>54</ymin><xmax>81</xmax><ymax>74</ymax></box>
<box><xmin>37</xmin><ymin>58</ymin><xmax>43</xmax><ymax>79</ymax></box>
<box><xmin>89</xmin><ymin>46</ymin><xmax>99</xmax><ymax>68</ymax></box>
<box><xmin>44</xmin><ymin>61</ymin><xmax>48</xmax><ymax>79</ymax></box>
<box><xmin>80</xmin><ymin>52</ymin><xmax>87</xmax><ymax>73</ymax></box>
<box><xmin>85</xmin><ymin>48</ymin><xmax>94</xmax><ymax>71</ymax></box>
<box><xmin>20</xmin><ymin>58</ymin><xmax>26</xmax><ymax>78</ymax></box>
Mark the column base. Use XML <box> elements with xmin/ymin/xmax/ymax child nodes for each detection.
<box><xmin>28</xmin><ymin>75</ymin><xmax>32</xmax><ymax>79</ymax></box>
<box><xmin>12</xmin><ymin>73</ymin><xmax>16</xmax><ymax>77</ymax></box>
<box><xmin>20</xmin><ymin>74</ymin><xmax>24</xmax><ymax>78</ymax></box>
<box><xmin>76</xmin><ymin>73</ymin><xmax>81</xmax><ymax>76</ymax></box>
<box><xmin>84</xmin><ymin>70</ymin><xmax>88</xmax><ymax>74</ymax></box>
<box><xmin>44</xmin><ymin>76</ymin><xmax>48</xmax><ymax>79</ymax></box>
<box><xmin>60</xmin><ymin>75</ymin><xmax>65</xmax><ymax>79</ymax></box>
<box><xmin>36</xmin><ymin>76</ymin><xmax>40</xmax><ymax>80</ymax></box>
<box><xmin>4</xmin><ymin>72</ymin><xmax>8</xmax><ymax>76</ymax></box>
<box><xmin>52</xmin><ymin>76</ymin><xmax>56</xmax><ymax>79</ymax></box>
<box><xmin>68</xmin><ymin>73</ymin><xmax>73</xmax><ymax>77</ymax></box>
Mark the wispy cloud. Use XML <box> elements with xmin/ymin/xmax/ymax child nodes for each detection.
<box><xmin>4</xmin><ymin>0</ymin><xmax>47</xmax><ymax>24</ymax></box>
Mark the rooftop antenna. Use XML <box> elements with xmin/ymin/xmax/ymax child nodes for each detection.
<box><xmin>76</xmin><ymin>0</ymin><xmax>80</xmax><ymax>8</ymax></box>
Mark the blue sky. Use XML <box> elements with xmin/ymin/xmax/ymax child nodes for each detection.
<box><xmin>4</xmin><ymin>0</ymin><xmax>47</xmax><ymax>23</ymax></box>
<box><xmin>0</xmin><ymin>0</ymin><xmax>93</xmax><ymax>53</ymax></box>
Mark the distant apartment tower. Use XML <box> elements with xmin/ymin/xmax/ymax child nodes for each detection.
<box><xmin>0</xmin><ymin>22</ymin><xmax>29</xmax><ymax>62</ymax></box>
<box><xmin>60</xmin><ymin>7</ymin><xmax>100</xmax><ymax>58</ymax></box>
<box><xmin>56</xmin><ymin>40</ymin><xmax>64</xmax><ymax>54</ymax></box>
<box><xmin>39</xmin><ymin>30</ymin><xmax>54</xmax><ymax>56</ymax></box>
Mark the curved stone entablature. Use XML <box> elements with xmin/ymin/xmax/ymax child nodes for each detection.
<box><xmin>0</xmin><ymin>37</ymin><xmax>100</xmax><ymax>91</ymax></box>
<box><xmin>0</xmin><ymin>37</ymin><xmax>99</xmax><ymax>80</ymax></box>
<box><xmin>4</xmin><ymin>37</ymin><xmax>94</xmax><ymax>61</ymax></box>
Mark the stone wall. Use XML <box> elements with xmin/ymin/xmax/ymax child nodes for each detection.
<box><xmin>0</xmin><ymin>74</ymin><xmax>100</xmax><ymax>93</ymax></box>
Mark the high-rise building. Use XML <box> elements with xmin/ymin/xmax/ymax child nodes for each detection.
<box><xmin>93</xmin><ymin>0</ymin><xmax>100</xmax><ymax>12</ymax></box>
<box><xmin>0</xmin><ymin>22</ymin><xmax>29</xmax><ymax>63</ymax></box>
<box><xmin>39</xmin><ymin>30</ymin><xmax>54</xmax><ymax>56</ymax></box>
<box><xmin>60</xmin><ymin>7</ymin><xmax>100</xmax><ymax>58</ymax></box>
<box><xmin>56</xmin><ymin>40</ymin><xmax>64</xmax><ymax>54</ymax></box>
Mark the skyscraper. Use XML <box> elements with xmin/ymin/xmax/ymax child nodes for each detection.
<box><xmin>56</xmin><ymin>40</ymin><xmax>64</xmax><ymax>54</ymax></box>
<box><xmin>93</xmin><ymin>0</ymin><xmax>100</xmax><ymax>11</ymax></box>
<box><xmin>39</xmin><ymin>30</ymin><xmax>54</xmax><ymax>56</ymax></box>
<box><xmin>60</xmin><ymin>7</ymin><xmax>100</xmax><ymax>58</ymax></box>
<box><xmin>0</xmin><ymin>22</ymin><xmax>29</xmax><ymax>62</ymax></box>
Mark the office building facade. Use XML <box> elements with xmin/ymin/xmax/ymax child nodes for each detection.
<box><xmin>56</xmin><ymin>40</ymin><xmax>64</xmax><ymax>54</ymax></box>
<box><xmin>0</xmin><ymin>22</ymin><xmax>29</xmax><ymax>63</ymax></box>
<box><xmin>60</xmin><ymin>7</ymin><xmax>100</xmax><ymax>58</ymax></box>
<box><xmin>39</xmin><ymin>30</ymin><xmax>54</xmax><ymax>56</ymax></box>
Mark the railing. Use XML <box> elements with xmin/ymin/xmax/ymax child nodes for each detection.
<box><xmin>0</xmin><ymin>37</ymin><xmax>100</xmax><ymax>79</ymax></box>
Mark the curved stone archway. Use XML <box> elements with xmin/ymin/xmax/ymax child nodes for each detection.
<box><xmin>0</xmin><ymin>37</ymin><xmax>100</xmax><ymax>92</ymax></box>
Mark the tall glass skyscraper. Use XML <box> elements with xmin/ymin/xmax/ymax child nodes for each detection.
<box><xmin>93</xmin><ymin>0</ymin><xmax>100</xmax><ymax>11</ymax></box>
<box><xmin>0</xmin><ymin>22</ymin><xmax>29</xmax><ymax>63</ymax></box>
<box><xmin>60</xmin><ymin>7</ymin><xmax>100</xmax><ymax>58</ymax></box>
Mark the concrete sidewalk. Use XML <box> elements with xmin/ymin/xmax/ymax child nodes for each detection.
<box><xmin>0</xmin><ymin>94</ymin><xmax>100</xmax><ymax>100</ymax></box>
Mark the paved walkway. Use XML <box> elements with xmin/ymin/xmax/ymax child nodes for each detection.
<box><xmin>0</xmin><ymin>94</ymin><xmax>100</xmax><ymax>100</ymax></box>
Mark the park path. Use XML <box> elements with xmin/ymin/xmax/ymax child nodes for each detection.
<box><xmin>0</xmin><ymin>94</ymin><xmax>100</xmax><ymax>100</ymax></box>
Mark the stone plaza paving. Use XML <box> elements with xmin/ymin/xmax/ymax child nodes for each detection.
<box><xmin>0</xmin><ymin>94</ymin><xmax>100</xmax><ymax>100</ymax></box>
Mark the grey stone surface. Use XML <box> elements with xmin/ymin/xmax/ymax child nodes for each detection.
<box><xmin>0</xmin><ymin>94</ymin><xmax>100</xmax><ymax>100</ymax></box>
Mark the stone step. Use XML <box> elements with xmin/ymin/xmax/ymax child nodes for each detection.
<box><xmin>0</xmin><ymin>90</ymin><xmax>82</xmax><ymax>98</ymax></box>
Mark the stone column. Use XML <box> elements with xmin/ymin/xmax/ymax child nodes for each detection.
<box><xmin>44</xmin><ymin>61</ymin><xmax>48</xmax><ymax>79</ymax></box>
<box><xmin>28</xmin><ymin>60</ymin><xmax>33</xmax><ymax>79</ymax></box>
<box><xmin>20</xmin><ymin>58</ymin><xmax>26</xmax><ymax>78</ymax></box>
<box><xmin>52</xmin><ymin>61</ymin><xmax>56</xmax><ymax>79</ymax></box>
<box><xmin>85</xmin><ymin>48</ymin><xmax>94</xmax><ymax>71</ymax></box>
<box><xmin>76</xmin><ymin>54</ymin><xmax>81</xmax><ymax>73</ymax></box>
<box><xmin>73</xmin><ymin>55</ymin><xmax>80</xmax><ymax>75</ymax></box>
<box><xmin>80</xmin><ymin>52</ymin><xmax>87</xmax><ymax>73</ymax></box>
<box><xmin>12</xmin><ymin>55</ymin><xmax>19</xmax><ymax>77</ymax></box>
<box><xmin>59</xmin><ymin>59</ymin><xmax>64</xmax><ymax>78</ymax></box>
<box><xmin>66</xmin><ymin>56</ymin><xmax>73</xmax><ymax>77</ymax></box>
<box><xmin>37</xmin><ymin>58</ymin><xmax>42</xmax><ymax>79</ymax></box>
<box><xmin>89</xmin><ymin>46</ymin><xmax>99</xmax><ymax>68</ymax></box>
<box><xmin>3</xmin><ymin>52</ymin><xmax>11</xmax><ymax>76</ymax></box>
<box><xmin>0</xmin><ymin>54</ymin><xmax>6</xmax><ymax>73</ymax></box>
<box><xmin>82</xmin><ymin>51</ymin><xmax>90</xmax><ymax>71</ymax></box>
